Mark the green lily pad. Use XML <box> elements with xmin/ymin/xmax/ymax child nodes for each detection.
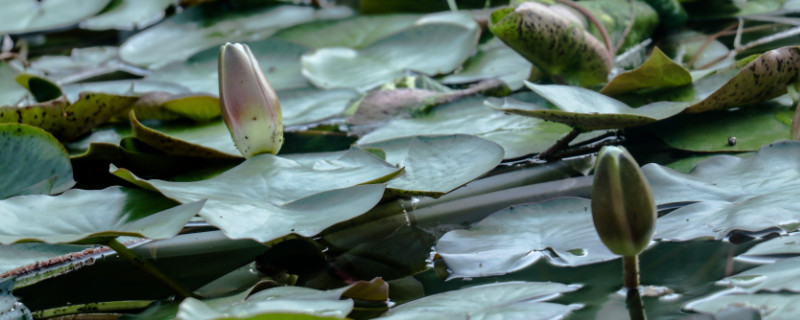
<box><xmin>488</xmin><ymin>3</ymin><xmax>612</xmax><ymax>87</ymax></box>
<box><xmin>80</xmin><ymin>0</ymin><xmax>174</xmax><ymax>31</ymax></box>
<box><xmin>301</xmin><ymin>12</ymin><xmax>479</xmax><ymax>91</ymax></box>
<box><xmin>26</xmin><ymin>47</ymin><xmax>141</xmax><ymax>85</ymax></box>
<box><xmin>130</xmin><ymin>111</ymin><xmax>237</xmax><ymax>159</ymax></box>
<box><xmin>274</xmin><ymin>13</ymin><xmax>420</xmax><ymax>49</ymax></box>
<box><xmin>61</xmin><ymin>79</ymin><xmax>190</xmax><ymax>103</ymax></box>
<box><xmin>437</xmin><ymin>197</ymin><xmax>618</xmax><ymax>277</ymax></box>
<box><xmin>361</xmin><ymin>135</ymin><xmax>504</xmax><ymax>196</ymax></box>
<box><xmin>113</xmin><ymin>149</ymin><xmax>400</xmax><ymax>242</ymax></box>
<box><xmin>119</xmin><ymin>5</ymin><xmax>352</xmax><ymax>68</ymax></box>
<box><xmin>716</xmin><ymin>256</ymin><xmax>800</xmax><ymax>293</ymax></box>
<box><xmin>600</xmin><ymin>47</ymin><xmax>692</xmax><ymax>96</ymax></box>
<box><xmin>739</xmin><ymin>233</ymin><xmax>800</xmax><ymax>258</ymax></box>
<box><xmin>686</xmin><ymin>46</ymin><xmax>800</xmax><ymax>113</ymax></box>
<box><xmin>0</xmin><ymin>62</ymin><xmax>29</xmax><ymax>107</ymax></box>
<box><xmin>0</xmin><ymin>0</ymin><xmax>110</xmax><ymax>34</ymax></box>
<box><xmin>15</xmin><ymin>74</ymin><xmax>63</xmax><ymax>103</ymax></box>
<box><xmin>0</xmin><ymin>186</ymin><xmax>204</xmax><ymax>244</ymax></box>
<box><xmin>159</xmin><ymin>95</ymin><xmax>221</xmax><ymax>122</ymax></box>
<box><xmin>279</xmin><ymin>88</ymin><xmax>360</xmax><ymax>125</ymax></box>
<box><xmin>1</xmin><ymin>277</ymin><xmax>32</xmax><ymax>320</ymax></box>
<box><xmin>146</xmin><ymin>38</ymin><xmax>311</xmax><ymax>95</ymax></box>
<box><xmin>357</xmin><ymin>96</ymin><xmax>595</xmax><ymax>159</ymax></box>
<box><xmin>0</xmin><ymin>92</ymin><xmax>138</xmax><ymax>141</ymax></box>
<box><xmin>489</xmin><ymin>83</ymin><xmax>687</xmax><ymax>130</ymax></box>
<box><xmin>0</xmin><ymin>123</ymin><xmax>74</xmax><ymax>199</ymax></box>
<box><xmin>378</xmin><ymin>282</ymin><xmax>582</xmax><ymax>320</ymax></box>
<box><xmin>440</xmin><ymin>38</ymin><xmax>534</xmax><ymax>91</ymax></box>
<box><xmin>686</xmin><ymin>293</ymin><xmax>799</xmax><ymax>320</ymax></box>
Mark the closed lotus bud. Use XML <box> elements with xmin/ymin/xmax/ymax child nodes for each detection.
<box><xmin>219</xmin><ymin>42</ymin><xmax>283</xmax><ymax>157</ymax></box>
<box><xmin>591</xmin><ymin>146</ymin><xmax>656</xmax><ymax>257</ymax></box>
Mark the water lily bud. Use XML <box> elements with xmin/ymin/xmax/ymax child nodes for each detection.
<box><xmin>591</xmin><ymin>146</ymin><xmax>656</xmax><ymax>257</ymax></box>
<box><xmin>218</xmin><ymin>42</ymin><xmax>283</xmax><ymax>157</ymax></box>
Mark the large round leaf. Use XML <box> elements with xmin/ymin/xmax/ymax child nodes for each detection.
<box><xmin>113</xmin><ymin>149</ymin><xmax>400</xmax><ymax>242</ymax></box>
<box><xmin>686</xmin><ymin>293</ymin><xmax>799</xmax><ymax>320</ymax></box>
<box><xmin>436</xmin><ymin>197</ymin><xmax>618</xmax><ymax>278</ymax></box>
<box><xmin>301</xmin><ymin>12</ymin><xmax>479</xmax><ymax>91</ymax></box>
<box><xmin>0</xmin><ymin>187</ymin><xmax>204</xmax><ymax>244</ymax></box>
<box><xmin>717</xmin><ymin>256</ymin><xmax>800</xmax><ymax>293</ymax></box>
<box><xmin>0</xmin><ymin>0</ymin><xmax>110</xmax><ymax>34</ymax></box>
<box><xmin>80</xmin><ymin>0</ymin><xmax>174</xmax><ymax>31</ymax></box>
<box><xmin>0</xmin><ymin>123</ymin><xmax>74</xmax><ymax>199</ymax></box>
<box><xmin>440</xmin><ymin>38</ymin><xmax>533</xmax><ymax>91</ymax></box>
<box><xmin>120</xmin><ymin>5</ymin><xmax>351</xmax><ymax>68</ymax></box>
<box><xmin>274</xmin><ymin>13</ymin><xmax>421</xmax><ymax>49</ymax></box>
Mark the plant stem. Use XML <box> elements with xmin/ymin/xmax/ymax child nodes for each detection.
<box><xmin>622</xmin><ymin>255</ymin><xmax>640</xmax><ymax>289</ymax></box>
<box><xmin>31</xmin><ymin>300</ymin><xmax>154</xmax><ymax>319</ymax></box>
<box><xmin>538</xmin><ymin>128</ymin><xmax>580</xmax><ymax>161</ymax></box>
<box><xmin>626</xmin><ymin>285</ymin><xmax>647</xmax><ymax>320</ymax></box>
<box><xmin>106</xmin><ymin>239</ymin><xmax>199</xmax><ymax>299</ymax></box>
<box><xmin>556</xmin><ymin>0</ymin><xmax>614</xmax><ymax>57</ymax></box>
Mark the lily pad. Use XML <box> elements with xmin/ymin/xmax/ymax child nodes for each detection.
<box><xmin>361</xmin><ymin>135</ymin><xmax>504</xmax><ymax>196</ymax></box>
<box><xmin>379</xmin><ymin>281</ymin><xmax>582</xmax><ymax>320</ymax></box>
<box><xmin>119</xmin><ymin>5</ymin><xmax>352</xmax><ymax>68</ymax></box>
<box><xmin>275</xmin><ymin>13</ymin><xmax>420</xmax><ymax>49</ymax></box>
<box><xmin>25</xmin><ymin>47</ymin><xmax>140</xmax><ymax>85</ymax></box>
<box><xmin>686</xmin><ymin>293</ymin><xmax>800</xmax><ymax>320</ymax></box>
<box><xmin>488</xmin><ymin>3</ymin><xmax>612</xmax><ymax>87</ymax></box>
<box><xmin>0</xmin><ymin>0</ymin><xmax>110</xmax><ymax>34</ymax></box>
<box><xmin>113</xmin><ymin>149</ymin><xmax>400</xmax><ymax>242</ymax></box>
<box><xmin>686</xmin><ymin>46</ymin><xmax>800</xmax><ymax>113</ymax></box>
<box><xmin>301</xmin><ymin>12</ymin><xmax>479</xmax><ymax>91</ymax></box>
<box><xmin>146</xmin><ymin>38</ymin><xmax>311</xmax><ymax>95</ymax></box>
<box><xmin>488</xmin><ymin>83</ymin><xmax>687</xmax><ymax>130</ymax></box>
<box><xmin>0</xmin><ymin>62</ymin><xmax>31</xmax><ymax>106</ymax></box>
<box><xmin>0</xmin><ymin>242</ymin><xmax>91</xmax><ymax>275</ymax></box>
<box><xmin>436</xmin><ymin>197</ymin><xmax>618</xmax><ymax>277</ymax></box>
<box><xmin>357</xmin><ymin>96</ymin><xmax>595</xmax><ymax>159</ymax></box>
<box><xmin>80</xmin><ymin>0</ymin><xmax>174</xmax><ymax>31</ymax></box>
<box><xmin>61</xmin><ymin>79</ymin><xmax>190</xmax><ymax>103</ymax></box>
<box><xmin>0</xmin><ymin>277</ymin><xmax>32</xmax><ymax>320</ymax></box>
<box><xmin>130</xmin><ymin>111</ymin><xmax>237</xmax><ymax>159</ymax></box>
<box><xmin>0</xmin><ymin>123</ymin><xmax>74</xmax><ymax>199</ymax></box>
<box><xmin>600</xmin><ymin>47</ymin><xmax>692</xmax><ymax>96</ymax></box>
<box><xmin>0</xmin><ymin>187</ymin><xmax>204</xmax><ymax>244</ymax></box>
<box><xmin>441</xmin><ymin>38</ymin><xmax>534</xmax><ymax>91</ymax></box>
<box><xmin>717</xmin><ymin>256</ymin><xmax>800</xmax><ymax>293</ymax></box>
<box><xmin>739</xmin><ymin>233</ymin><xmax>800</xmax><ymax>258</ymax></box>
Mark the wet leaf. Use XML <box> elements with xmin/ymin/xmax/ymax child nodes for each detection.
<box><xmin>0</xmin><ymin>187</ymin><xmax>204</xmax><ymax>244</ymax></box>
<box><xmin>717</xmin><ymin>256</ymin><xmax>800</xmax><ymax>293</ymax></box>
<box><xmin>80</xmin><ymin>0</ymin><xmax>174</xmax><ymax>31</ymax></box>
<box><xmin>687</xmin><ymin>46</ymin><xmax>800</xmax><ymax>113</ymax></box>
<box><xmin>301</xmin><ymin>12</ymin><xmax>479</xmax><ymax>91</ymax></box>
<box><xmin>686</xmin><ymin>293</ymin><xmax>799</xmax><ymax>320</ymax></box>
<box><xmin>440</xmin><ymin>38</ymin><xmax>534</xmax><ymax>91</ymax></box>
<box><xmin>601</xmin><ymin>47</ymin><xmax>692</xmax><ymax>96</ymax></box>
<box><xmin>378</xmin><ymin>282</ymin><xmax>582</xmax><ymax>320</ymax></box>
<box><xmin>0</xmin><ymin>123</ymin><xmax>74</xmax><ymax>199</ymax></box>
<box><xmin>120</xmin><ymin>5</ymin><xmax>352</xmax><ymax>68</ymax></box>
<box><xmin>436</xmin><ymin>197</ymin><xmax>618</xmax><ymax>277</ymax></box>
<box><xmin>0</xmin><ymin>0</ymin><xmax>110</xmax><ymax>34</ymax></box>
<box><xmin>489</xmin><ymin>3</ymin><xmax>612</xmax><ymax>87</ymax></box>
<box><xmin>489</xmin><ymin>83</ymin><xmax>687</xmax><ymax>130</ymax></box>
<box><xmin>361</xmin><ymin>135</ymin><xmax>503</xmax><ymax>196</ymax></box>
<box><xmin>113</xmin><ymin>149</ymin><xmax>400</xmax><ymax>242</ymax></box>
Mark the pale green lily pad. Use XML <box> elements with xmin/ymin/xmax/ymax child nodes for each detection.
<box><xmin>739</xmin><ymin>233</ymin><xmax>800</xmax><ymax>258</ymax></box>
<box><xmin>1</xmin><ymin>278</ymin><xmax>32</xmax><ymax>320</ymax></box>
<box><xmin>686</xmin><ymin>46</ymin><xmax>800</xmax><ymax>113</ymax></box>
<box><xmin>600</xmin><ymin>47</ymin><xmax>692</xmax><ymax>96</ymax></box>
<box><xmin>275</xmin><ymin>13</ymin><xmax>420</xmax><ymax>49</ymax></box>
<box><xmin>61</xmin><ymin>79</ymin><xmax>190</xmax><ymax>103</ymax></box>
<box><xmin>441</xmin><ymin>38</ymin><xmax>533</xmax><ymax>91</ymax></box>
<box><xmin>0</xmin><ymin>124</ymin><xmax>74</xmax><ymax>199</ymax></box>
<box><xmin>357</xmin><ymin>96</ymin><xmax>594</xmax><ymax>159</ymax></box>
<box><xmin>0</xmin><ymin>243</ymin><xmax>91</xmax><ymax>274</ymax></box>
<box><xmin>489</xmin><ymin>82</ymin><xmax>687</xmax><ymax>130</ymax></box>
<box><xmin>146</xmin><ymin>38</ymin><xmax>311</xmax><ymax>95</ymax></box>
<box><xmin>0</xmin><ymin>93</ymin><xmax>138</xmax><ymax>141</ymax></box>
<box><xmin>25</xmin><ymin>46</ymin><xmax>140</xmax><ymax>85</ymax></box>
<box><xmin>716</xmin><ymin>256</ymin><xmax>800</xmax><ymax>293</ymax></box>
<box><xmin>177</xmin><ymin>285</ymin><xmax>355</xmax><ymax>320</ymax></box>
<box><xmin>379</xmin><ymin>282</ymin><xmax>582</xmax><ymax>320</ymax></box>
<box><xmin>360</xmin><ymin>135</ymin><xmax>504</xmax><ymax>196</ymax></box>
<box><xmin>130</xmin><ymin>111</ymin><xmax>237</xmax><ymax>159</ymax></box>
<box><xmin>160</xmin><ymin>95</ymin><xmax>221</xmax><ymax>122</ymax></box>
<box><xmin>120</xmin><ymin>5</ymin><xmax>351</xmax><ymax>68</ymax></box>
<box><xmin>0</xmin><ymin>0</ymin><xmax>110</xmax><ymax>34</ymax></box>
<box><xmin>279</xmin><ymin>88</ymin><xmax>360</xmax><ymax>125</ymax></box>
<box><xmin>301</xmin><ymin>12</ymin><xmax>479</xmax><ymax>91</ymax></box>
<box><xmin>0</xmin><ymin>186</ymin><xmax>204</xmax><ymax>244</ymax></box>
<box><xmin>80</xmin><ymin>0</ymin><xmax>174</xmax><ymax>31</ymax></box>
<box><xmin>113</xmin><ymin>149</ymin><xmax>400</xmax><ymax>242</ymax></box>
<box><xmin>0</xmin><ymin>62</ymin><xmax>31</xmax><ymax>106</ymax></box>
<box><xmin>488</xmin><ymin>4</ymin><xmax>612</xmax><ymax>87</ymax></box>
<box><xmin>686</xmin><ymin>293</ymin><xmax>800</xmax><ymax>320</ymax></box>
<box><xmin>436</xmin><ymin>197</ymin><xmax>618</xmax><ymax>277</ymax></box>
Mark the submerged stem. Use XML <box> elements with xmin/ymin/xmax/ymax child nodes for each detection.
<box><xmin>107</xmin><ymin>239</ymin><xmax>199</xmax><ymax>299</ymax></box>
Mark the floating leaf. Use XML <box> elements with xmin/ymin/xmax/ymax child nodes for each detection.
<box><xmin>489</xmin><ymin>3</ymin><xmax>612</xmax><ymax>87</ymax></box>
<box><xmin>0</xmin><ymin>187</ymin><xmax>204</xmax><ymax>244</ymax></box>
<box><xmin>15</xmin><ymin>74</ymin><xmax>63</xmax><ymax>103</ymax></box>
<box><xmin>80</xmin><ymin>0</ymin><xmax>174</xmax><ymax>31</ymax></box>
<box><xmin>25</xmin><ymin>47</ymin><xmax>130</xmax><ymax>85</ymax></box>
<box><xmin>440</xmin><ymin>38</ymin><xmax>534</xmax><ymax>91</ymax></box>
<box><xmin>361</xmin><ymin>135</ymin><xmax>504</xmax><ymax>196</ymax></box>
<box><xmin>61</xmin><ymin>79</ymin><xmax>190</xmax><ymax>103</ymax></box>
<box><xmin>739</xmin><ymin>233</ymin><xmax>800</xmax><ymax>258</ymax></box>
<box><xmin>0</xmin><ymin>0</ymin><xmax>110</xmax><ymax>34</ymax></box>
<box><xmin>489</xmin><ymin>83</ymin><xmax>687</xmax><ymax>130</ymax></box>
<box><xmin>275</xmin><ymin>13</ymin><xmax>420</xmax><ymax>49</ymax></box>
<box><xmin>120</xmin><ymin>5</ymin><xmax>351</xmax><ymax>68</ymax></box>
<box><xmin>0</xmin><ymin>123</ymin><xmax>74</xmax><ymax>199</ymax></box>
<box><xmin>0</xmin><ymin>62</ymin><xmax>29</xmax><ymax>107</ymax></box>
<box><xmin>437</xmin><ymin>197</ymin><xmax>618</xmax><ymax>277</ymax></box>
<box><xmin>301</xmin><ymin>12</ymin><xmax>479</xmax><ymax>91</ymax></box>
<box><xmin>130</xmin><ymin>111</ymin><xmax>237</xmax><ymax>159</ymax></box>
<box><xmin>0</xmin><ymin>277</ymin><xmax>32</xmax><ymax>320</ymax></box>
<box><xmin>160</xmin><ymin>95</ymin><xmax>221</xmax><ymax>122</ymax></box>
<box><xmin>113</xmin><ymin>149</ymin><xmax>400</xmax><ymax>242</ymax></box>
<box><xmin>600</xmin><ymin>47</ymin><xmax>692</xmax><ymax>96</ymax></box>
<box><xmin>686</xmin><ymin>46</ymin><xmax>800</xmax><ymax>113</ymax></box>
<box><xmin>686</xmin><ymin>293</ymin><xmax>800</xmax><ymax>320</ymax></box>
<box><xmin>378</xmin><ymin>282</ymin><xmax>582</xmax><ymax>320</ymax></box>
<box><xmin>717</xmin><ymin>256</ymin><xmax>800</xmax><ymax>293</ymax></box>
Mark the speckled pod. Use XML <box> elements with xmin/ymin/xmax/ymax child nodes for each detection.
<box><xmin>591</xmin><ymin>146</ymin><xmax>656</xmax><ymax>257</ymax></box>
<box><xmin>219</xmin><ymin>42</ymin><xmax>283</xmax><ymax>158</ymax></box>
<box><xmin>489</xmin><ymin>2</ymin><xmax>612</xmax><ymax>87</ymax></box>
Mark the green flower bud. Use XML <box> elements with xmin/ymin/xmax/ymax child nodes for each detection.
<box><xmin>218</xmin><ymin>42</ymin><xmax>283</xmax><ymax>158</ymax></box>
<box><xmin>591</xmin><ymin>146</ymin><xmax>656</xmax><ymax>257</ymax></box>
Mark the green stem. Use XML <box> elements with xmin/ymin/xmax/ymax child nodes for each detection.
<box><xmin>625</xmin><ymin>285</ymin><xmax>647</xmax><ymax>320</ymax></box>
<box><xmin>107</xmin><ymin>239</ymin><xmax>199</xmax><ymax>299</ymax></box>
<box><xmin>31</xmin><ymin>300</ymin><xmax>154</xmax><ymax>319</ymax></box>
<box><xmin>538</xmin><ymin>128</ymin><xmax>581</xmax><ymax>161</ymax></box>
<box><xmin>622</xmin><ymin>255</ymin><xmax>640</xmax><ymax>289</ymax></box>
